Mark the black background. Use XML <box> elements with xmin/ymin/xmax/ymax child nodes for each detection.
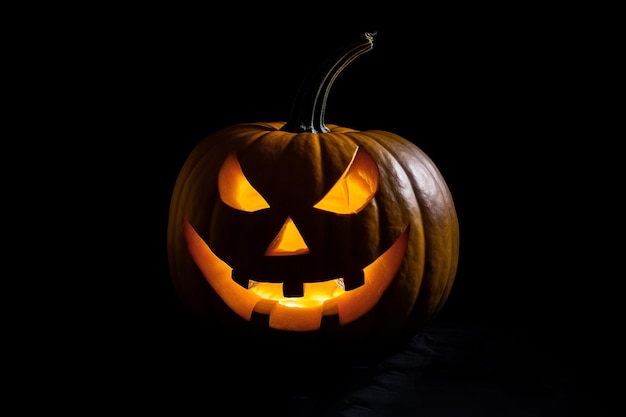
<box><xmin>24</xmin><ymin>7</ymin><xmax>619</xmax><ymax>416</ymax></box>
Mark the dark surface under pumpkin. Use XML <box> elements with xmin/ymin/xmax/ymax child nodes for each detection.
<box><xmin>111</xmin><ymin>315</ymin><xmax>609</xmax><ymax>416</ymax></box>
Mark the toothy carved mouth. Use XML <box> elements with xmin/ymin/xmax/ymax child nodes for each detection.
<box><xmin>183</xmin><ymin>217</ymin><xmax>409</xmax><ymax>331</ymax></box>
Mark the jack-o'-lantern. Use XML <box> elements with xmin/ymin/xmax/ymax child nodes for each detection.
<box><xmin>167</xmin><ymin>32</ymin><xmax>459</xmax><ymax>346</ymax></box>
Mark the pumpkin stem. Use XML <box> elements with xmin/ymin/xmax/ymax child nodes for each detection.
<box><xmin>281</xmin><ymin>31</ymin><xmax>376</xmax><ymax>134</ymax></box>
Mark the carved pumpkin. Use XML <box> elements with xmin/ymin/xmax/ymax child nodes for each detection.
<box><xmin>167</xmin><ymin>32</ymin><xmax>459</xmax><ymax>345</ymax></box>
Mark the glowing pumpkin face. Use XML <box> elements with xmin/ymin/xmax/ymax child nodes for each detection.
<box><xmin>181</xmin><ymin>136</ymin><xmax>411</xmax><ymax>332</ymax></box>
<box><xmin>167</xmin><ymin>32</ymin><xmax>459</xmax><ymax>344</ymax></box>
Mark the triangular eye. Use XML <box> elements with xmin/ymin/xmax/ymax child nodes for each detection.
<box><xmin>218</xmin><ymin>152</ymin><xmax>270</xmax><ymax>212</ymax></box>
<box><xmin>314</xmin><ymin>147</ymin><xmax>378</xmax><ymax>214</ymax></box>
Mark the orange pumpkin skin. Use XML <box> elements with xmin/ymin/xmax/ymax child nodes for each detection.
<box><xmin>166</xmin><ymin>33</ymin><xmax>459</xmax><ymax>347</ymax></box>
<box><xmin>167</xmin><ymin>122</ymin><xmax>459</xmax><ymax>342</ymax></box>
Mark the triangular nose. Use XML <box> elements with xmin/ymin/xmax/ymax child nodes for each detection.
<box><xmin>265</xmin><ymin>217</ymin><xmax>310</xmax><ymax>256</ymax></box>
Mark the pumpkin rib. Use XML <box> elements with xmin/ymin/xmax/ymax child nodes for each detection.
<box><xmin>395</xmin><ymin>135</ymin><xmax>458</xmax><ymax>319</ymax></box>
<box><xmin>169</xmin><ymin>149</ymin><xmax>224</xmax><ymax>312</ymax></box>
<box><xmin>346</xmin><ymin>130</ymin><xmax>458</xmax><ymax>322</ymax></box>
<box><xmin>383</xmin><ymin>136</ymin><xmax>458</xmax><ymax>318</ymax></box>
<box><xmin>334</xmin><ymin>131</ymin><xmax>426</xmax><ymax>334</ymax></box>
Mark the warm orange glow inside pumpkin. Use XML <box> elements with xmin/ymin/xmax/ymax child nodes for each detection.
<box><xmin>264</xmin><ymin>216</ymin><xmax>310</xmax><ymax>256</ymax></box>
<box><xmin>218</xmin><ymin>152</ymin><xmax>270</xmax><ymax>212</ymax></box>
<box><xmin>313</xmin><ymin>146</ymin><xmax>378</xmax><ymax>213</ymax></box>
<box><xmin>249</xmin><ymin>280</ymin><xmax>345</xmax><ymax>306</ymax></box>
